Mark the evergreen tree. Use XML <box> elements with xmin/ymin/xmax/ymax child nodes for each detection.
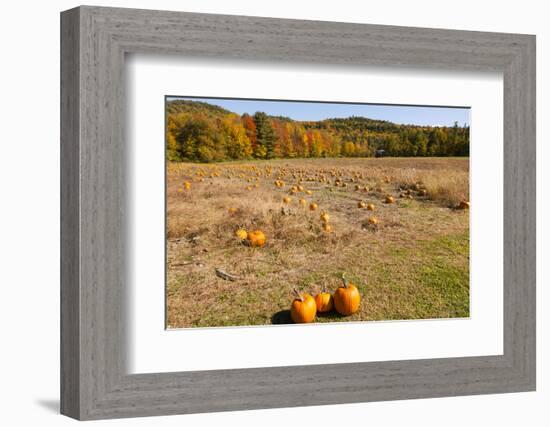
<box><xmin>254</xmin><ymin>112</ymin><xmax>276</xmax><ymax>159</ymax></box>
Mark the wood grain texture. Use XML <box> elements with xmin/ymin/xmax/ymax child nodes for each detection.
<box><xmin>60</xmin><ymin>7</ymin><xmax>80</xmax><ymax>419</ymax></box>
<box><xmin>60</xmin><ymin>5</ymin><xmax>536</xmax><ymax>420</ymax></box>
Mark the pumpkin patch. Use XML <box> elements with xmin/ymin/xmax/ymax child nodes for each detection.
<box><xmin>167</xmin><ymin>150</ymin><xmax>469</xmax><ymax>328</ymax></box>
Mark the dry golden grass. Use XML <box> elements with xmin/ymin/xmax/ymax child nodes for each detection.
<box><xmin>166</xmin><ymin>157</ymin><xmax>470</xmax><ymax>328</ymax></box>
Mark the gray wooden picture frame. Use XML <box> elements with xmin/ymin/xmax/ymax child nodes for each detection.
<box><xmin>60</xmin><ymin>5</ymin><xmax>536</xmax><ymax>421</ymax></box>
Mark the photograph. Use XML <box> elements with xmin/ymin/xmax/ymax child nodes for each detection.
<box><xmin>165</xmin><ymin>97</ymin><xmax>470</xmax><ymax>328</ymax></box>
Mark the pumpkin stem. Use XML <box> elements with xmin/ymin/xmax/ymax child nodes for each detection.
<box><xmin>293</xmin><ymin>288</ymin><xmax>304</xmax><ymax>302</ymax></box>
<box><xmin>341</xmin><ymin>273</ymin><xmax>348</xmax><ymax>288</ymax></box>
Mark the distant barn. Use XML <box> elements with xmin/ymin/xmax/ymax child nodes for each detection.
<box><xmin>375</xmin><ymin>149</ymin><xmax>386</xmax><ymax>158</ymax></box>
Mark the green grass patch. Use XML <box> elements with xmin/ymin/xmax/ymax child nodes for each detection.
<box><xmin>367</xmin><ymin>231</ymin><xmax>469</xmax><ymax>320</ymax></box>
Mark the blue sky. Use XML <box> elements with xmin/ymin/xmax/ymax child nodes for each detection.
<box><xmin>167</xmin><ymin>96</ymin><xmax>470</xmax><ymax>127</ymax></box>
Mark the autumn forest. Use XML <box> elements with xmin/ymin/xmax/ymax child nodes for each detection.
<box><xmin>166</xmin><ymin>99</ymin><xmax>470</xmax><ymax>163</ymax></box>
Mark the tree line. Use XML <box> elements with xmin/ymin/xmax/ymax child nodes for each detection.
<box><xmin>166</xmin><ymin>100</ymin><xmax>469</xmax><ymax>163</ymax></box>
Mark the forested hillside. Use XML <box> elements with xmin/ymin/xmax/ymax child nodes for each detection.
<box><xmin>166</xmin><ymin>99</ymin><xmax>469</xmax><ymax>163</ymax></box>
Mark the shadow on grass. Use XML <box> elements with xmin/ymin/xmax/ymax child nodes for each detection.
<box><xmin>271</xmin><ymin>310</ymin><xmax>293</xmax><ymax>324</ymax></box>
<box><xmin>272</xmin><ymin>309</ymin><xmax>349</xmax><ymax>324</ymax></box>
<box><xmin>316</xmin><ymin>311</ymin><xmax>344</xmax><ymax>321</ymax></box>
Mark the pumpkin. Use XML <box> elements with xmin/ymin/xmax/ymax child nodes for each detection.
<box><xmin>366</xmin><ymin>203</ymin><xmax>375</xmax><ymax>211</ymax></box>
<box><xmin>358</xmin><ymin>201</ymin><xmax>366</xmax><ymax>208</ymax></box>
<box><xmin>246</xmin><ymin>230</ymin><xmax>266</xmax><ymax>247</ymax></box>
<box><xmin>385</xmin><ymin>195</ymin><xmax>395</xmax><ymax>204</ymax></box>
<box><xmin>228</xmin><ymin>207</ymin><xmax>238</xmax><ymax>214</ymax></box>
<box><xmin>315</xmin><ymin>287</ymin><xmax>333</xmax><ymax>313</ymax></box>
<box><xmin>299</xmin><ymin>198</ymin><xmax>307</xmax><ymax>206</ymax></box>
<box><xmin>367</xmin><ymin>216</ymin><xmax>378</xmax><ymax>225</ymax></box>
<box><xmin>322</xmin><ymin>223</ymin><xmax>333</xmax><ymax>233</ymax></box>
<box><xmin>183</xmin><ymin>181</ymin><xmax>191</xmax><ymax>190</ymax></box>
<box><xmin>283</xmin><ymin>196</ymin><xmax>292</xmax><ymax>204</ymax></box>
<box><xmin>298</xmin><ymin>185</ymin><xmax>304</xmax><ymax>192</ymax></box>
<box><xmin>306</xmin><ymin>190</ymin><xmax>313</xmax><ymax>195</ymax></box>
<box><xmin>235</xmin><ymin>228</ymin><xmax>248</xmax><ymax>240</ymax></box>
<box><xmin>333</xmin><ymin>274</ymin><xmax>361</xmax><ymax>316</ymax></box>
<box><xmin>309</xmin><ymin>203</ymin><xmax>318</xmax><ymax>211</ymax></box>
<box><xmin>290</xmin><ymin>289</ymin><xmax>317</xmax><ymax>323</ymax></box>
<box><xmin>320</xmin><ymin>212</ymin><xmax>330</xmax><ymax>223</ymax></box>
<box><xmin>458</xmin><ymin>200</ymin><xmax>470</xmax><ymax>209</ymax></box>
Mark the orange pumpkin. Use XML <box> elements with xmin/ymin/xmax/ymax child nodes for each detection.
<box><xmin>320</xmin><ymin>212</ymin><xmax>330</xmax><ymax>223</ymax></box>
<box><xmin>385</xmin><ymin>195</ymin><xmax>395</xmax><ymax>204</ymax></box>
<box><xmin>228</xmin><ymin>207</ymin><xmax>238</xmax><ymax>214</ymax></box>
<box><xmin>357</xmin><ymin>201</ymin><xmax>366</xmax><ymax>208</ymax></box>
<box><xmin>315</xmin><ymin>287</ymin><xmax>333</xmax><ymax>313</ymax></box>
<box><xmin>322</xmin><ymin>223</ymin><xmax>333</xmax><ymax>233</ymax></box>
<box><xmin>290</xmin><ymin>290</ymin><xmax>317</xmax><ymax>323</ymax></box>
<box><xmin>299</xmin><ymin>198</ymin><xmax>307</xmax><ymax>206</ymax></box>
<box><xmin>183</xmin><ymin>181</ymin><xmax>191</xmax><ymax>190</ymax></box>
<box><xmin>367</xmin><ymin>216</ymin><xmax>378</xmax><ymax>225</ymax></box>
<box><xmin>366</xmin><ymin>203</ymin><xmax>375</xmax><ymax>211</ymax></box>
<box><xmin>246</xmin><ymin>230</ymin><xmax>266</xmax><ymax>247</ymax></box>
<box><xmin>333</xmin><ymin>274</ymin><xmax>361</xmax><ymax>316</ymax></box>
<box><xmin>283</xmin><ymin>196</ymin><xmax>292</xmax><ymax>204</ymax></box>
<box><xmin>309</xmin><ymin>203</ymin><xmax>318</xmax><ymax>211</ymax></box>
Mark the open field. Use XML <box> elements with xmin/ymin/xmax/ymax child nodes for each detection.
<box><xmin>166</xmin><ymin>157</ymin><xmax>469</xmax><ymax>328</ymax></box>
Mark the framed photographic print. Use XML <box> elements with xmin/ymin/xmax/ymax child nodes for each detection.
<box><xmin>61</xmin><ymin>6</ymin><xmax>536</xmax><ymax>420</ymax></box>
